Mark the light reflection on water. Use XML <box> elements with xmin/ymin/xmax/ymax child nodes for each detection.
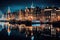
<box><xmin>8</xmin><ymin>31</ymin><xmax>11</xmax><ymax>36</ymax></box>
<box><xmin>0</xmin><ymin>22</ymin><xmax>49</xmax><ymax>32</ymax></box>
<box><xmin>0</xmin><ymin>22</ymin><xmax>11</xmax><ymax>29</ymax></box>
<box><xmin>0</xmin><ymin>22</ymin><xmax>42</xmax><ymax>36</ymax></box>
<box><xmin>31</xmin><ymin>36</ymin><xmax>34</xmax><ymax>40</ymax></box>
<box><xmin>0</xmin><ymin>22</ymin><xmax>11</xmax><ymax>36</ymax></box>
<box><xmin>0</xmin><ymin>22</ymin><xmax>5</xmax><ymax>31</ymax></box>
<box><xmin>0</xmin><ymin>22</ymin><xmax>53</xmax><ymax>37</ymax></box>
<box><xmin>32</xmin><ymin>24</ymin><xmax>40</xmax><ymax>26</ymax></box>
<box><xmin>0</xmin><ymin>22</ymin><xmax>60</xmax><ymax>40</ymax></box>
<box><xmin>0</xmin><ymin>22</ymin><xmax>5</xmax><ymax>29</ymax></box>
<box><xmin>0</xmin><ymin>25</ymin><xmax>2</xmax><ymax>31</ymax></box>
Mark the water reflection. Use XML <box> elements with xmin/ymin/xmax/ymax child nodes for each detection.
<box><xmin>32</xmin><ymin>24</ymin><xmax>40</xmax><ymax>26</ymax></box>
<box><xmin>0</xmin><ymin>22</ymin><xmax>60</xmax><ymax>40</ymax></box>
<box><xmin>0</xmin><ymin>22</ymin><xmax>52</xmax><ymax>35</ymax></box>
<box><xmin>7</xmin><ymin>26</ymin><xmax>11</xmax><ymax>36</ymax></box>
<box><xmin>0</xmin><ymin>25</ymin><xmax>2</xmax><ymax>31</ymax></box>
<box><xmin>0</xmin><ymin>22</ymin><xmax>5</xmax><ymax>31</ymax></box>
<box><xmin>31</xmin><ymin>36</ymin><xmax>34</xmax><ymax>40</ymax></box>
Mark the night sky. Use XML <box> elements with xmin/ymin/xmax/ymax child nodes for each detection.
<box><xmin>0</xmin><ymin>0</ymin><xmax>60</xmax><ymax>13</ymax></box>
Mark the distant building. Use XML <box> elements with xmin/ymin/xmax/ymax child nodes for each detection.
<box><xmin>2</xmin><ymin>5</ymin><xmax>60</xmax><ymax>22</ymax></box>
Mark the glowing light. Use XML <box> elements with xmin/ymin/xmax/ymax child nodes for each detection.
<box><xmin>58</xmin><ymin>16</ymin><xmax>60</xmax><ymax>20</ymax></box>
<box><xmin>28</xmin><ymin>16</ymin><xmax>33</xmax><ymax>20</ymax></box>
<box><xmin>7</xmin><ymin>27</ymin><xmax>11</xmax><ymax>36</ymax></box>
<box><xmin>31</xmin><ymin>36</ymin><xmax>34</xmax><ymax>40</ymax></box>
<box><xmin>56</xmin><ymin>28</ymin><xmax>60</xmax><ymax>32</ymax></box>
<box><xmin>32</xmin><ymin>20</ymin><xmax>40</xmax><ymax>22</ymax></box>
<box><xmin>32</xmin><ymin>24</ymin><xmax>40</xmax><ymax>26</ymax></box>
<box><xmin>44</xmin><ymin>9</ymin><xmax>52</xmax><ymax>11</ymax></box>
<box><xmin>29</xmin><ymin>27</ymin><xmax>32</xmax><ymax>31</ymax></box>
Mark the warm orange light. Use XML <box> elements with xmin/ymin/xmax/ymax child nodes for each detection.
<box><xmin>58</xmin><ymin>16</ymin><xmax>60</xmax><ymax>21</ymax></box>
<box><xmin>28</xmin><ymin>16</ymin><xmax>33</xmax><ymax>20</ymax></box>
<box><xmin>56</xmin><ymin>28</ymin><xmax>60</xmax><ymax>32</ymax></box>
<box><xmin>29</xmin><ymin>27</ymin><xmax>32</xmax><ymax>31</ymax></box>
<box><xmin>7</xmin><ymin>27</ymin><xmax>10</xmax><ymax>32</ymax></box>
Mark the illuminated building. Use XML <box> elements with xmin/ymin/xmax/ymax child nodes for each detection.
<box><xmin>34</xmin><ymin>7</ymin><xmax>41</xmax><ymax>20</ymax></box>
<box><xmin>18</xmin><ymin>9</ymin><xmax>25</xmax><ymax>20</ymax></box>
<box><xmin>44</xmin><ymin>6</ymin><xmax>52</xmax><ymax>22</ymax></box>
<box><xmin>56</xmin><ymin>9</ymin><xmax>60</xmax><ymax>21</ymax></box>
<box><xmin>25</xmin><ymin>6</ymin><xmax>29</xmax><ymax>19</ymax></box>
<box><xmin>2</xmin><ymin>5</ymin><xmax>60</xmax><ymax>22</ymax></box>
<box><xmin>6</xmin><ymin>7</ymin><xmax>11</xmax><ymax>20</ymax></box>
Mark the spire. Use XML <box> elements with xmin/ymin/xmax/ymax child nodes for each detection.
<box><xmin>7</xmin><ymin>7</ymin><xmax>11</xmax><ymax>13</ymax></box>
<box><xmin>47</xmin><ymin>6</ymin><xmax>49</xmax><ymax>8</ymax></box>
<box><xmin>31</xmin><ymin>2</ymin><xmax>34</xmax><ymax>8</ymax></box>
<box><xmin>25</xmin><ymin>6</ymin><xmax>28</xmax><ymax>9</ymax></box>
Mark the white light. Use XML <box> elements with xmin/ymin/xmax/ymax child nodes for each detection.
<box><xmin>31</xmin><ymin>36</ymin><xmax>34</xmax><ymax>40</ymax></box>
<box><xmin>8</xmin><ymin>31</ymin><xmax>11</xmax><ymax>36</ymax></box>
<box><xmin>32</xmin><ymin>20</ymin><xmax>40</xmax><ymax>22</ymax></box>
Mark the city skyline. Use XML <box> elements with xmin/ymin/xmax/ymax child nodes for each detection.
<box><xmin>0</xmin><ymin>0</ymin><xmax>60</xmax><ymax>40</ymax></box>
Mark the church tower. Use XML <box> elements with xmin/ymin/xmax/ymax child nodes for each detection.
<box><xmin>7</xmin><ymin>7</ymin><xmax>11</xmax><ymax>20</ymax></box>
<box><xmin>31</xmin><ymin>2</ymin><xmax>35</xmax><ymax>8</ymax></box>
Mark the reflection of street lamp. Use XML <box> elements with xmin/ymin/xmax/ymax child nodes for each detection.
<box><xmin>7</xmin><ymin>24</ymin><xmax>11</xmax><ymax>36</ymax></box>
<box><xmin>19</xmin><ymin>24</ymin><xmax>26</xmax><ymax>31</ymax></box>
<box><xmin>56</xmin><ymin>28</ymin><xmax>60</xmax><ymax>32</ymax></box>
<box><xmin>29</xmin><ymin>27</ymin><xmax>32</xmax><ymax>31</ymax></box>
<box><xmin>57</xmin><ymin>16</ymin><xmax>60</xmax><ymax>21</ymax></box>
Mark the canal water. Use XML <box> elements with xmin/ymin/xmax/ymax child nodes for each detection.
<box><xmin>0</xmin><ymin>22</ymin><xmax>59</xmax><ymax>40</ymax></box>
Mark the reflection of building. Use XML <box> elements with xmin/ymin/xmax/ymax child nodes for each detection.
<box><xmin>51</xmin><ymin>28</ymin><xmax>56</xmax><ymax>36</ymax></box>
